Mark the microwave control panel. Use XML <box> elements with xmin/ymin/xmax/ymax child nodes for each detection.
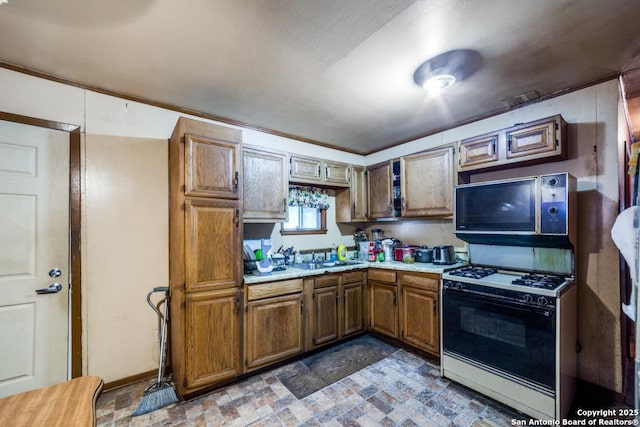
<box><xmin>540</xmin><ymin>173</ymin><xmax>568</xmax><ymax>234</ymax></box>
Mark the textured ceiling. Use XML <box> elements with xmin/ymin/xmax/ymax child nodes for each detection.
<box><xmin>1</xmin><ymin>0</ymin><xmax>640</xmax><ymax>154</ymax></box>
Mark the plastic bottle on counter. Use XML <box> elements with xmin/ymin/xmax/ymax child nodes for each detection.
<box><xmin>294</xmin><ymin>250</ymin><xmax>302</xmax><ymax>264</ymax></box>
<box><xmin>330</xmin><ymin>244</ymin><xmax>337</xmax><ymax>262</ymax></box>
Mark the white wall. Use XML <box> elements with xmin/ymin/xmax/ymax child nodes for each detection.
<box><xmin>0</xmin><ymin>67</ymin><xmax>625</xmax><ymax>392</ymax></box>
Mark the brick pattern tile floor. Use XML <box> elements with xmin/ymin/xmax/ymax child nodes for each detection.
<box><xmin>96</xmin><ymin>348</ymin><xmax>521</xmax><ymax>426</ymax></box>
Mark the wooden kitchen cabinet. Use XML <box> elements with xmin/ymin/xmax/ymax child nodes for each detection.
<box><xmin>289</xmin><ymin>155</ymin><xmax>351</xmax><ymax>187</ymax></box>
<box><xmin>184</xmin><ymin>288</ymin><xmax>241</xmax><ymax>391</ymax></box>
<box><xmin>458</xmin><ymin>114</ymin><xmax>567</xmax><ymax>175</ymax></box>
<box><xmin>242</xmin><ymin>146</ymin><xmax>288</xmax><ymax>221</ymax></box>
<box><xmin>399</xmin><ymin>272</ymin><xmax>440</xmax><ymax>355</ymax></box>
<box><xmin>245</xmin><ymin>293</ymin><xmax>304</xmax><ymax>370</ymax></box>
<box><xmin>324</xmin><ymin>161</ymin><xmax>351</xmax><ymax>186</ymax></box>
<box><xmin>336</xmin><ymin>165</ymin><xmax>368</xmax><ymax>223</ymax></box>
<box><xmin>312</xmin><ymin>281</ymin><xmax>339</xmax><ymax>346</ymax></box>
<box><xmin>184</xmin><ymin>133</ymin><xmax>240</xmax><ymax>199</ymax></box>
<box><xmin>310</xmin><ymin>271</ymin><xmax>365</xmax><ymax>349</ymax></box>
<box><xmin>368</xmin><ymin>161</ymin><xmax>393</xmax><ymax>219</ymax></box>
<box><xmin>458</xmin><ymin>133</ymin><xmax>499</xmax><ymax>170</ymax></box>
<box><xmin>368</xmin><ymin>269</ymin><xmax>399</xmax><ymax>338</ymax></box>
<box><xmin>400</xmin><ymin>146</ymin><xmax>454</xmax><ymax>217</ymax></box>
<box><xmin>506</xmin><ymin>116</ymin><xmax>563</xmax><ymax>161</ymax></box>
<box><xmin>185</xmin><ymin>198</ymin><xmax>241</xmax><ymax>292</ymax></box>
<box><xmin>169</xmin><ymin>117</ymin><xmax>244</xmax><ymax>398</ymax></box>
<box><xmin>342</xmin><ymin>271</ymin><xmax>365</xmax><ymax>337</ymax></box>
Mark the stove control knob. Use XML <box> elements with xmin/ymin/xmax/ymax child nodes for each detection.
<box><xmin>454</xmin><ymin>282</ymin><xmax>464</xmax><ymax>291</ymax></box>
<box><xmin>443</xmin><ymin>280</ymin><xmax>453</xmax><ymax>289</ymax></box>
<box><xmin>522</xmin><ymin>294</ymin><xmax>534</xmax><ymax>304</ymax></box>
<box><xmin>537</xmin><ymin>296</ymin><xmax>549</xmax><ymax>306</ymax></box>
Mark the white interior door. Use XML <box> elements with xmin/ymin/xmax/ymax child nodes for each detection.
<box><xmin>0</xmin><ymin>120</ymin><xmax>70</xmax><ymax>398</ymax></box>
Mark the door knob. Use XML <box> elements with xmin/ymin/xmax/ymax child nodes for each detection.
<box><xmin>36</xmin><ymin>283</ymin><xmax>63</xmax><ymax>295</ymax></box>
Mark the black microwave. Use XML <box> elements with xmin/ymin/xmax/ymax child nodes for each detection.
<box><xmin>454</xmin><ymin>173</ymin><xmax>576</xmax><ymax>248</ymax></box>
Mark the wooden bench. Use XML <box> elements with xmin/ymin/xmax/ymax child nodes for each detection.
<box><xmin>0</xmin><ymin>376</ymin><xmax>103</xmax><ymax>427</ymax></box>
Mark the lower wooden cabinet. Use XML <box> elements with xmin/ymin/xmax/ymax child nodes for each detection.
<box><xmin>399</xmin><ymin>272</ymin><xmax>440</xmax><ymax>355</ymax></box>
<box><xmin>369</xmin><ymin>281</ymin><xmax>399</xmax><ymax>338</ymax></box>
<box><xmin>182</xmin><ymin>288</ymin><xmax>241</xmax><ymax>393</ymax></box>
<box><xmin>313</xmin><ymin>283</ymin><xmax>339</xmax><ymax>346</ymax></box>
<box><xmin>400</xmin><ymin>285</ymin><xmax>439</xmax><ymax>354</ymax></box>
<box><xmin>310</xmin><ymin>271</ymin><xmax>365</xmax><ymax>348</ymax></box>
<box><xmin>245</xmin><ymin>293</ymin><xmax>304</xmax><ymax>371</ymax></box>
<box><xmin>342</xmin><ymin>281</ymin><xmax>364</xmax><ymax>337</ymax></box>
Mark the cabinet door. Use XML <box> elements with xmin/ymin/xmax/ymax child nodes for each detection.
<box><xmin>245</xmin><ymin>294</ymin><xmax>303</xmax><ymax>370</ymax></box>
<box><xmin>324</xmin><ymin>161</ymin><xmax>351</xmax><ymax>187</ymax></box>
<box><xmin>458</xmin><ymin>134</ymin><xmax>499</xmax><ymax>170</ymax></box>
<box><xmin>184</xmin><ymin>288</ymin><xmax>241</xmax><ymax>391</ymax></box>
<box><xmin>185</xmin><ymin>133</ymin><xmax>240</xmax><ymax>199</ymax></box>
<box><xmin>369</xmin><ymin>281</ymin><xmax>398</xmax><ymax>338</ymax></box>
<box><xmin>368</xmin><ymin>161</ymin><xmax>393</xmax><ymax>219</ymax></box>
<box><xmin>342</xmin><ymin>282</ymin><xmax>363</xmax><ymax>337</ymax></box>
<box><xmin>313</xmin><ymin>285</ymin><xmax>339</xmax><ymax>346</ymax></box>
<box><xmin>506</xmin><ymin>118</ymin><xmax>559</xmax><ymax>160</ymax></box>
<box><xmin>242</xmin><ymin>147</ymin><xmax>287</xmax><ymax>221</ymax></box>
<box><xmin>401</xmin><ymin>147</ymin><xmax>454</xmax><ymax>217</ymax></box>
<box><xmin>335</xmin><ymin>166</ymin><xmax>368</xmax><ymax>223</ymax></box>
<box><xmin>290</xmin><ymin>155</ymin><xmax>322</xmax><ymax>183</ymax></box>
<box><xmin>351</xmin><ymin>166</ymin><xmax>368</xmax><ymax>221</ymax></box>
<box><xmin>185</xmin><ymin>198</ymin><xmax>241</xmax><ymax>292</ymax></box>
<box><xmin>400</xmin><ymin>285</ymin><xmax>439</xmax><ymax>355</ymax></box>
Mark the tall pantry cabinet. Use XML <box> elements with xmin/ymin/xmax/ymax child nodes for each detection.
<box><xmin>168</xmin><ymin>117</ymin><xmax>243</xmax><ymax>398</ymax></box>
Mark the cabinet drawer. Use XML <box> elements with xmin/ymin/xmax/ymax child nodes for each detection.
<box><xmin>314</xmin><ymin>274</ymin><xmax>339</xmax><ymax>288</ymax></box>
<box><xmin>399</xmin><ymin>272</ymin><xmax>439</xmax><ymax>291</ymax></box>
<box><xmin>342</xmin><ymin>270</ymin><xmax>364</xmax><ymax>284</ymax></box>
<box><xmin>247</xmin><ymin>279</ymin><xmax>303</xmax><ymax>300</ymax></box>
<box><xmin>368</xmin><ymin>269</ymin><xmax>396</xmax><ymax>283</ymax></box>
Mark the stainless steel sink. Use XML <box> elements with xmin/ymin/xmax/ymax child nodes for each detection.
<box><xmin>292</xmin><ymin>260</ymin><xmax>365</xmax><ymax>270</ymax></box>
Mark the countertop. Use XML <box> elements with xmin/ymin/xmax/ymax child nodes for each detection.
<box><xmin>243</xmin><ymin>260</ymin><xmax>467</xmax><ymax>285</ymax></box>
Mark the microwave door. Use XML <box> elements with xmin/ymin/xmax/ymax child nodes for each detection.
<box><xmin>455</xmin><ymin>178</ymin><xmax>537</xmax><ymax>234</ymax></box>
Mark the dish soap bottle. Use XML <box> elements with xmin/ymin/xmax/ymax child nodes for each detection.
<box><xmin>330</xmin><ymin>244</ymin><xmax>337</xmax><ymax>262</ymax></box>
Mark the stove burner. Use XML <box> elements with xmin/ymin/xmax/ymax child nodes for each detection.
<box><xmin>512</xmin><ymin>273</ymin><xmax>566</xmax><ymax>289</ymax></box>
<box><xmin>449</xmin><ymin>266</ymin><xmax>498</xmax><ymax>280</ymax></box>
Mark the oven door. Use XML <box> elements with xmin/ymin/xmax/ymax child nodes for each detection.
<box><xmin>442</xmin><ymin>286</ymin><xmax>556</xmax><ymax>392</ymax></box>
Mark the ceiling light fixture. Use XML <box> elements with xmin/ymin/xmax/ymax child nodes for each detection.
<box><xmin>414</xmin><ymin>49</ymin><xmax>483</xmax><ymax>95</ymax></box>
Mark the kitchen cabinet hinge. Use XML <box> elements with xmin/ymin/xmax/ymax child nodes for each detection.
<box><xmin>507</xmin><ymin>136</ymin><xmax>512</xmax><ymax>152</ymax></box>
<box><xmin>180</xmin><ymin>185</ymin><xmax>186</xmax><ymax>193</ymax></box>
<box><xmin>555</xmin><ymin>139</ymin><xmax>559</xmax><ymax>147</ymax></box>
<box><xmin>245</xmin><ymin>359</ymin><xmax>248</xmax><ymax>367</ymax></box>
<box><xmin>555</xmin><ymin>122</ymin><xmax>559</xmax><ymax>130</ymax></box>
<box><xmin>245</xmin><ymin>305</ymin><xmax>248</xmax><ymax>313</ymax></box>
<box><xmin>183</xmin><ymin>283</ymin><xmax>186</xmax><ymax>290</ymax></box>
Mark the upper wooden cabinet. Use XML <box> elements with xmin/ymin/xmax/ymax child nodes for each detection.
<box><xmin>458</xmin><ymin>114</ymin><xmax>567</xmax><ymax>174</ymax></box>
<box><xmin>185</xmin><ymin>133</ymin><xmax>240</xmax><ymax>199</ymax></box>
<box><xmin>400</xmin><ymin>147</ymin><xmax>454</xmax><ymax>217</ymax></box>
<box><xmin>289</xmin><ymin>155</ymin><xmax>350</xmax><ymax>187</ymax></box>
<box><xmin>368</xmin><ymin>161</ymin><xmax>393</xmax><ymax>219</ymax></box>
<box><xmin>335</xmin><ymin>165</ymin><xmax>368</xmax><ymax>223</ymax></box>
<box><xmin>242</xmin><ymin>147</ymin><xmax>288</xmax><ymax>222</ymax></box>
